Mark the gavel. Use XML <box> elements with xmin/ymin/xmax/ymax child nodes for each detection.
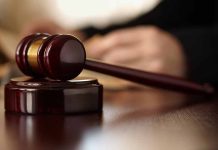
<box><xmin>15</xmin><ymin>33</ymin><xmax>214</xmax><ymax>95</ymax></box>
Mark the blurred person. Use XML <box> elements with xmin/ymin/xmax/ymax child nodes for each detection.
<box><xmin>22</xmin><ymin>0</ymin><xmax>218</xmax><ymax>86</ymax></box>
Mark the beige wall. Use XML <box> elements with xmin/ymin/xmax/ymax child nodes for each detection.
<box><xmin>0</xmin><ymin>0</ymin><xmax>52</xmax><ymax>33</ymax></box>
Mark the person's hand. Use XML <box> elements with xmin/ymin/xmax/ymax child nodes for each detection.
<box><xmin>85</xmin><ymin>26</ymin><xmax>186</xmax><ymax>77</ymax></box>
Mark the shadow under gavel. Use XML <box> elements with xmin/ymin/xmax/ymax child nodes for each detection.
<box><xmin>16</xmin><ymin>33</ymin><xmax>214</xmax><ymax>95</ymax></box>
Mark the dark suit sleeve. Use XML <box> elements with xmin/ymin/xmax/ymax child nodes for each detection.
<box><xmin>172</xmin><ymin>27</ymin><xmax>218</xmax><ymax>85</ymax></box>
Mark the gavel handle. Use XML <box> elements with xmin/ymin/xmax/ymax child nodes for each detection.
<box><xmin>84</xmin><ymin>59</ymin><xmax>214</xmax><ymax>95</ymax></box>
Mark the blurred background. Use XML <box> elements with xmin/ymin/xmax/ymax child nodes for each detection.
<box><xmin>0</xmin><ymin>0</ymin><xmax>160</xmax><ymax>33</ymax></box>
<box><xmin>0</xmin><ymin>0</ymin><xmax>160</xmax><ymax>87</ymax></box>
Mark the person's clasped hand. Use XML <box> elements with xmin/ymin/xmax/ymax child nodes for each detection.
<box><xmin>85</xmin><ymin>26</ymin><xmax>186</xmax><ymax>77</ymax></box>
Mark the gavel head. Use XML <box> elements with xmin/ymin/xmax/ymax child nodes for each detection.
<box><xmin>16</xmin><ymin>33</ymin><xmax>86</xmax><ymax>80</ymax></box>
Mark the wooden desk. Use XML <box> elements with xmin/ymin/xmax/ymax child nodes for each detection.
<box><xmin>0</xmin><ymin>86</ymin><xmax>218</xmax><ymax>150</ymax></box>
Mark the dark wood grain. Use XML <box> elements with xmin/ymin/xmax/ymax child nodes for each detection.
<box><xmin>1</xmin><ymin>86</ymin><xmax>218</xmax><ymax>150</ymax></box>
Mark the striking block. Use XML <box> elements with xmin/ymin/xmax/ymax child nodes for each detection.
<box><xmin>5</xmin><ymin>76</ymin><xmax>103</xmax><ymax>114</ymax></box>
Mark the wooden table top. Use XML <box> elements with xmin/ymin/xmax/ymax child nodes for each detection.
<box><xmin>0</xmin><ymin>85</ymin><xmax>218</xmax><ymax>150</ymax></box>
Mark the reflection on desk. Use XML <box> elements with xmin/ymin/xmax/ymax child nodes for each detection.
<box><xmin>0</xmin><ymin>86</ymin><xmax>218</xmax><ymax>150</ymax></box>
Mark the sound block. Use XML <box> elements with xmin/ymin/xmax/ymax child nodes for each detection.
<box><xmin>4</xmin><ymin>76</ymin><xmax>103</xmax><ymax>114</ymax></box>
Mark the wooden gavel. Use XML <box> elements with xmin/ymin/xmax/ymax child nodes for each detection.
<box><xmin>15</xmin><ymin>33</ymin><xmax>214</xmax><ymax>95</ymax></box>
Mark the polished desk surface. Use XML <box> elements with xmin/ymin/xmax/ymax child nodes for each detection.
<box><xmin>0</xmin><ymin>84</ymin><xmax>218</xmax><ymax>150</ymax></box>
